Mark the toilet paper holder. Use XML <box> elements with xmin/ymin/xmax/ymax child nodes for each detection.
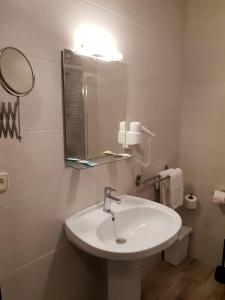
<box><xmin>213</xmin><ymin>190</ymin><xmax>225</xmax><ymax>204</ymax></box>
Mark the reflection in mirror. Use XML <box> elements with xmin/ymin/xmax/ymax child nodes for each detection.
<box><xmin>62</xmin><ymin>49</ymin><xmax>128</xmax><ymax>169</ymax></box>
<box><xmin>0</xmin><ymin>47</ymin><xmax>35</xmax><ymax>96</ymax></box>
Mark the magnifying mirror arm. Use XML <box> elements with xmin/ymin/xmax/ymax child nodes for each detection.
<box><xmin>16</xmin><ymin>97</ymin><xmax>22</xmax><ymax>142</ymax></box>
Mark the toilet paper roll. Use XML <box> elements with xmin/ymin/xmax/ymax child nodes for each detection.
<box><xmin>184</xmin><ymin>194</ymin><xmax>198</xmax><ymax>210</ymax></box>
<box><xmin>213</xmin><ymin>190</ymin><xmax>225</xmax><ymax>204</ymax></box>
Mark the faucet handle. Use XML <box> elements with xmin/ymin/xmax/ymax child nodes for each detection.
<box><xmin>104</xmin><ymin>186</ymin><xmax>117</xmax><ymax>194</ymax></box>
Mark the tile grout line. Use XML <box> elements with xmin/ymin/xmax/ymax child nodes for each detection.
<box><xmin>84</xmin><ymin>0</ymin><xmax>141</xmax><ymax>27</ymax></box>
<box><xmin>22</xmin><ymin>128</ymin><xmax>63</xmax><ymax>133</ymax></box>
<box><xmin>0</xmin><ymin>244</ymin><xmax>66</xmax><ymax>281</ymax></box>
<box><xmin>0</xmin><ymin>185</ymin><xmax>65</xmax><ymax>210</ymax></box>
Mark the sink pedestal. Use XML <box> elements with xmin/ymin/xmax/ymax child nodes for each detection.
<box><xmin>108</xmin><ymin>260</ymin><xmax>141</xmax><ymax>300</ymax></box>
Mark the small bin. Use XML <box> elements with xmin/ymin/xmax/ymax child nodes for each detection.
<box><xmin>164</xmin><ymin>225</ymin><xmax>192</xmax><ymax>266</ymax></box>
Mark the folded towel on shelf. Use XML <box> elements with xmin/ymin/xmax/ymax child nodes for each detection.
<box><xmin>159</xmin><ymin>168</ymin><xmax>184</xmax><ymax>209</ymax></box>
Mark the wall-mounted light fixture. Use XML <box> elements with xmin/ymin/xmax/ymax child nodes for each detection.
<box><xmin>73</xmin><ymin>24</ymin><xmax>123</xmax><ymax>62</ymax></box>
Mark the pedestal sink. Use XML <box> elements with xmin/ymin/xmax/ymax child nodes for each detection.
<box><xmin>65</xmin><ymin>195</ymin><xmax>182</xmax><ymax>300</ymax></box>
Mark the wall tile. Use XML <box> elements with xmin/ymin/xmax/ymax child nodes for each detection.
<box><xmin>143</xmin><ymin>0</ymin><xmax>187</xmax><ymax>42</ymax></box>
<box><xmin>133</xmin><ymin>121</ymin><xmax>180</xmax><ymax>165</ymax></box>
<box><xmin>126</xmin><ymin>78</ymin><xmax>182</xmax><ymax>123</ymax></box>
<box><xmin>0</xmin><ymin>130</ymin><xmax>64</xmax><ymax>207</ymax></box>
<box><xmin>184</xmin><ymin>38</ymin><xmax>225</xmax><ymax>83</ymax></box>
<box><xmin>0</xmin><ymin>193</ymin><xmax>65</xmax><ymax>277</ymax></box>
<box><xmin>22</xmin><ymin>58</ymin><xmax>63</xmax><ymax>131</ymax></box>
<box><xmin>186</xmin><ymin>17</ymin><xmax>225</xmax><ymax>43</ymax></box>
<box><xmin>181</xmin><ymin>82</ymin><xmax>225</xmax><ymax>123</ymax></box>
<box><xmin>189</xmin><ymin>227</ymin><xmax>224</xmax><ymax>267</ymax></box>
<box><xmin>188</xmin><ymin>0</ymin><xmax>225</xmax><ymax>22</ymax></box>
<box><xmin>143</xmin><ymin>34</ymin><xmax>184</xmax><ymax>83</ymax></box>
<box><xmin>1</xmin><ymin>244</ymin><xmax>105</xmax><ymax>300</ymax></box>
<box><xmin>179</xmin><ymin>155</ymin><xmax>225</xmax><ymax>193</ymax></box>
<box><xmin>180</xmin><ymin>119</ymin><xmax>225</xmax><ymax>160</ymax></box>
<box><xmin>0</xmin><ymin>0</ymin><xmax>79</xmax><ymax>62</ymax></box>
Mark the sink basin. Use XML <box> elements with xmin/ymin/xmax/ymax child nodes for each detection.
<box><xmin>65</xmin><ymin>195</ymin><xmax>181</xmax><ymax>300</ymax></box>
<box><xmin>65</xmin><ymin>195</ymin><xmax>181</xmax><ymax>260</ymax></box>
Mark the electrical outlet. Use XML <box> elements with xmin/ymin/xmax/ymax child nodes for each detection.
<box><xmin>0</xmin><ymin>173</ymin><xmax>9</xmax><ymax>193</ymax></box>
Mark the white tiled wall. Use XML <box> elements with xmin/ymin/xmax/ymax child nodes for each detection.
<box><xmin>0</xmin><ymin>0</ymin><xmax>187</xmax><ymax>299</ymax></box>
<box><xmin>179</xmin><ymin>0</ymin><xmax>225</xmax><ymax>267</ymax></box>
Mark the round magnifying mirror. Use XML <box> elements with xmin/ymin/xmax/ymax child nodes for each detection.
<box><xmin>0</xmin><ymin>47</ymin><xmax>35</xmax><ymax>97</ymax></box>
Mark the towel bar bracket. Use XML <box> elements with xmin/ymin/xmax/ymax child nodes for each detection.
<box><xmin>136</xmin><ymin>165</ymin><xmax>170</xmax><ymax>187</ymax></box>
<box><xmin>136</xmin><ymin>174</ymin><xmax>170</xmax><ymax>187</ymax></box>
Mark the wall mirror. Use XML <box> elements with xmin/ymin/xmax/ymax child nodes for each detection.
<box><xmin>62</xmin><ymin>49</ymin><xmax>128</xmax><ymax>169</ymax></box>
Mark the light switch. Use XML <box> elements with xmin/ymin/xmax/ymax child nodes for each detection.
<box><xmin>0</xmin><ymin>172</ymin><xmax>9</xmax><ymax>193</ymax></box>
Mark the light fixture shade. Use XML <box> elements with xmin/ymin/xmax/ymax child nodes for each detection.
<box><xmin>74</xmin><ymin>24</ymin><xmax>123</xmax><ymax>62</ymax></box>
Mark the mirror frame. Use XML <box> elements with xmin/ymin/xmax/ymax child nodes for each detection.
<box><xmin>0</xmin><ymin>47</ymin><xmax>35</xmax><ymax>97</ymax></box>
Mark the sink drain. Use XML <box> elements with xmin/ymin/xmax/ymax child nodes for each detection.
<box><xmin>116</xmin><ymin>238</ymin><xmax>126</xmax><ymax>244</ymax></box>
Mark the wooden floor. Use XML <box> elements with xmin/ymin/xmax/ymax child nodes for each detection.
<box><xmin>142</xmin><ymin>257</ymin><xmax>225</xmax><ymax>300</ymax></box>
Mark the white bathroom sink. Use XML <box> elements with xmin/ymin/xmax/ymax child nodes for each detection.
<box><xmin>65</xmin><ymin>195</ymin><xmax>182</xmax><ymax>260</ymax></box>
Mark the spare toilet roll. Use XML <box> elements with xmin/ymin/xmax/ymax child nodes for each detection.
<box><xmin>184</xmin><ymin>193</ymin><xmax>198</xmax><ymax>210</ymax></box>
<box><xmin>213</xmin><ymin>190</ymin><xmax>225</xmax><ymax>204</ymax></box>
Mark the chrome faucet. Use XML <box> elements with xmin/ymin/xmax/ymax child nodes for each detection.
<box><xmin>103</xmin><ymin>187</ymin><xmax>121</xmax><ymax>218</ymax></box>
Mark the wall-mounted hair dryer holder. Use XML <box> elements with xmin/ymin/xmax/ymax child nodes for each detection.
<box><xmin>118</xmin><ymin>121</ymin><xmax>156</xmax><ymax>168</ymax></box>
<box><xmin>118</xmin><ymin>121</ymin><xmax>155</xmax><ymax>148</ymax></box>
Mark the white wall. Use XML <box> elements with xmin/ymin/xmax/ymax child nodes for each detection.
<box><xmin>179</xmin><ymin>0</ymin><xmax>225</xmax><ymax>267</ymax></box>
<box><xmin>0</xmin><ymin>0</ymin><xmax>187</xmax><ymax>299</ymax></box>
